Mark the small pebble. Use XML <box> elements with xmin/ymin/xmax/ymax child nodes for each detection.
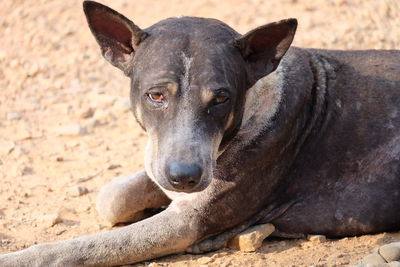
<box><xmin>379</xmin><ymin>242</ymin><xmax>400</xmax><ymax>262</ymax></box>
<box><xmin>81</xmin><ymin>118</ymin><xmax>101</xmax><ymax>133</ymax></box>
<box><xmin>228</xmin><ymin>223</ymin><xmax>275</xmax><ymax>252</ymax></box>
<box><xmin>197</xmin><ymin>256</ymin><xmax>213</xmax><ymax>264</ymax></box>
<box><xmin>9</xmin><ymin>59</ymin><xmax>19</xmax><ymax>68</ymax></box>
<box><xmin>362</xmin><ymin>252</ymin><xmax>387</xmax><ymax>264</ymax></box>
<box><xmin>308</xmin><ymin>235</ymin><xmax>327</xmax><ymax>243</ymax></box>
<box><xmin>20</xmin><ymin>166</ymin><xmax>34</xmax><ymax>176</ymax></box>
<box><xmin>77</xmin><ymin>107</ymin><xmax>95</xmax><ymax>119</ymax></box>
<box><xmin>93</xmin><ymin>109</ymin><xmax>114</xmax><ymax>122</ymax></box>
<box><xmin>7</xmin><ymin>111</ymin><xmax>23</xmax><ymax>121</ymax></box>
<box><xmin>0</xmin><ymin>140</ymin><xmax>15</xmax><ymax>155</ymax></box>
<box><xmin>66</xmin><ymin>186</ymin><xmax>89</xmax><ymax>197</ymax></box>
<box><xmin>55</xmin><ymin>229</ymin><xmax>67</xmax><ymax>236</ymax></box>
<box><xmin>15</xmin><ymin>128</ymin><xmax>33</xmax><ymax>140</ymax></box>
<box><xmin>53</xmin><ymin>124</ymin><xmax>86</xmax><ymax>136</ymax></box>
<box><xmin>37</xmin><ymin>214</ymin><xmax>63</xmax><ymax>228</ymax></box>
<box><xmin>107</xmin><ymin>164</ymin><xmax>121</xmax><ymax>170</ymax></box>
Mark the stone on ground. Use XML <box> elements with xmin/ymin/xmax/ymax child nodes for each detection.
<box><xmin>228</xmin><ymin>223</ymin><xmax>275</xmax><ymax>252</ymax></box>
<box><xmin>308</xmin><ymin>234</ymin><xmax>327</xmax><ymax>243</ymax></box>
<box><xmin>361</xmin><ymin>252</ymin><xmax>387</xmax><ymax>264</ymax></box>
<box><xmin>379</xmin><ymin>242</ymin><xmax>400</xmax><ymax>262</ymax></box>
<box><xmin>66</xmin><ymin>186</ymin><xmax>89</xmax><ymax>197</ymax></box>
<box><xmin>37</xmin><ymin>214</ymin><xmax>63</xmax><ymax>228</ymax></box>
<box><xmin>52</xmin><ymin>124</ymin><xmax>86</xmax><ymax>136</ymax></box>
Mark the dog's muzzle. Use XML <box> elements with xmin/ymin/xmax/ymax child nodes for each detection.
<box><xmin>165</xmin><ymin>161</ymin><xmax>203</xmax><ymax>192</ymax></box>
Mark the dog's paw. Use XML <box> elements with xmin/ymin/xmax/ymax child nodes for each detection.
<box><xmin>186</xmin><ymin>238</ymin><xmax>226</xmax><ymax>254</ymax></box>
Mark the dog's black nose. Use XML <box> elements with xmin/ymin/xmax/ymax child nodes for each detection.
<box><xmin>166</xmin><ymin>162</ymin><xmax>202</xmax><ymax>192</ymax></box>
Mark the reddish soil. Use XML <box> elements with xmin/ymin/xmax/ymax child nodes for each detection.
<box><xmin>1</xmin><ymin>0</ymin><xmax>399</xmax><ymax>266</ymax></box>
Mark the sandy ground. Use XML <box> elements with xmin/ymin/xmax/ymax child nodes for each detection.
<box><xmin>1</xmin><ymin>0</ymin><xmax>399</xmax><ymax>266</ymax></box>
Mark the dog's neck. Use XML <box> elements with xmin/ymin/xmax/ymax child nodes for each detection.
<box><xmin>216</xmin><ymin>48</ymin><xmax>335</xmax><ymax>196</ymax></box>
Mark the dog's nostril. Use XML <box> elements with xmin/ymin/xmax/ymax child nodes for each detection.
<box><xmin>170</xmin><ymin>177</ymin><xmax>180</xmax><ymax>184</ymax></box>
<box><xmin>188</xmin><ymin>180</ymin><xmax>196</xmax><ymax>186</ymax></box>
<box><xmin>166</xmin><ymin>162</ymin><xmax>202</xmax><ymax>191</ymax></box>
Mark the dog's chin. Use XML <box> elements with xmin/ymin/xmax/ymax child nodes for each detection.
<box><xmin>162</xmin><ymin>178</ymin><xmax>211</xmax><ymax>194</ymax></box>
<box><xmin>151</xmin><ymin>175</ymin><xmax>212</xmax><ymax>195</ymax></box>
<box><xmin>145</xmin><ymin>163</ymin><xmax>212</xmax><ymax>195</ymax></box>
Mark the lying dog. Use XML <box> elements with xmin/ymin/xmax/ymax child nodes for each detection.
<box><xmin>1</xmin><ymin>1</ymin><xmax>399</xmax><ymax>266</ymax></box>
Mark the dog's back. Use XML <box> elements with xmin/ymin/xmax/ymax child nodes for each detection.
<box><xmin>268</xmin><ymin>48</ymin><xmax>400</xmax><ymax>236</ymax></box>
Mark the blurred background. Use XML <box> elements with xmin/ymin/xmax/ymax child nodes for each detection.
<box><xmin>0</xmin><ymin>0</ymin><xmax>399</xmax><ymax>266</ymax></box>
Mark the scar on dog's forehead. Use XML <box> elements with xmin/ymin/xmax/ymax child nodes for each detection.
<box><xmin>180</xmin><ymin>52</ymin><xmax>193</xmax><ymax>92</ymax></box>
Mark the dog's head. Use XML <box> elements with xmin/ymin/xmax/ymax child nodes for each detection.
<box><xmin>83</xmin><ymin>1</ymin><xmax>296</xmax><ymax>193</ymax></box>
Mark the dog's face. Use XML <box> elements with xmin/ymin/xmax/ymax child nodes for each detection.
<box><xmin>130</xmin><ymin>18</ymin><xmax>249</xmax><ymax>193</ymax></box>
<box><xmin>83</xmin><ymin>1</ymin><xmax>296</xmax><ymax>193</ymax></box>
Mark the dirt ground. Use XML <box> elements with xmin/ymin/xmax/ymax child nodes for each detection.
<box><xmin>1</xmin><ymin>0</ymin><xmax>399</xmax><ymax>266</ymax></box>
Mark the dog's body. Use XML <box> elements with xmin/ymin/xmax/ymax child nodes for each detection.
<box><xmin>1</xmin><ymin>1</ymin><xmax>399</xmax><ymax>266</ymax></box>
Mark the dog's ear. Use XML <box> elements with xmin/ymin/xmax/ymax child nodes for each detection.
<box><xmin>83</xmin><ymin>1</ymin><xmax>147</xmax><ymax>75</ymax></box>
<box><xmin>235</xmin><ymin>19</ymin><xmax>297</xmax><ymax>84</ymax></box>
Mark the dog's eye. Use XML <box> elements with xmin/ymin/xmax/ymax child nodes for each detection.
<box><xmin>213</xmin><ymin>96</ymin><xmax>229</xmax><ymax>105</ymax></box>
<box><xmin>147</xmin><ymin>93</ymin><xmax>165</xmax><ymax>103</ymax></box>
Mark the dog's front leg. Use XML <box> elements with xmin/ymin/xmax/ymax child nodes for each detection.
<box><xmin>0</xmin><ymin>206</ymin><xmax>200</xmax><ymax>267</ymax></box>
<box><xmin>96</xmin><ymin>170</ymin><xmax>171</xmax><ymax>225</ymax></box>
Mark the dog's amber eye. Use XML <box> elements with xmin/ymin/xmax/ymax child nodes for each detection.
<box><xmin>148</xmin><ymin>93</ymin><xmax>165</xmax><ymax>103</ymax></box>
<box><xmin>214</xmin><ymin>96</ymin><xmax>229</xmax><ymax>105</ymax></box>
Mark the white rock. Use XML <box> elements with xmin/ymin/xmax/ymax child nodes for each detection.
<box><xmin>307</xmin><ymin>234</ymin><xmax>327</xmax><ymax>243</ymax></box>
<box><xmin>7</xmin><ymin>111</ymin><xmax>23</xmax><ymax>121</ymax></box>
<box><xmin>58</xmin><ymin>206</ymin><xmax>77</xmax><ymax>217</ymax></box>
<box><xmin>81</xmin><ymin>118</ymin><xmax>101</xmax><ymax>133</ymax></box>
<box><xmin>27</xmin><ymin>64</ymin><xmax>39</xmax><ymax>77</ymax></box>
<box><xmin>228</xmin><ymin>223</ymin><xmax>275</xmax><ymax>252</ymax></box>
<box><xmin>95</xmin><ymin>87</ymin><xmax>106</xmax><ymax>94</ymax></box>
<box><xmin>379</xmin><ymin>242</ymin><xmax>400</xmax><ymax>262</ymax></box>
<box><xmin>66</xmin><ymin>186</ymin><xmax>89</xmax><ymax>197</ymax></box>
<box><xmin>197</xmin><ymin>256</ymin><xmax>214</xmax><ymax>264</ymax></box>
<box><xmin>15</xmin><ymin>128</ymin><xmax>33</xmax><ymax>140</ymax></box>
<box><xmin>65</xmin><ymin>139</ymin><xmax>81</xmax><ymax>148</ymax></box>
<box><xmin>9</xmin><ymin>59</ymin><xmax>20</xmax><ymax>68</ymax></box>
<box><xmin>37</xmin><ymin>214</ymin><xmax>63</xmax><ymax>228</ymax></box>
<box><xmin>77</xmin><ymin>107</ymin><xmax>95</xmax><ymax>119</ymax></box>
<box><xmin>0</xmin><ymin>140</ymin><xmax>15</xmax><ymax>155</ymax></box>
<box><xmin>20</xmin><ymin>166</ymin><xmax>34</xmax><ymax>176</ymax></box>
<box><xmin>361</xmin><ymin>252</ymin><xmax>387</xmax><ymax>264</ymax></box>
<box><xmin>53</xmin><ymin>124</ymin><xmax>86</xmax><ymax>136</ymax></box>
<box><xmin>12</xmin><ymin>146</ymin><xmax>28</xmax><ymax>157</ymax></box>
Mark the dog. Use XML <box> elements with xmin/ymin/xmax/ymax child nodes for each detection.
<box><xmin>1</xmin><ymin>1</ymin><xmax>399</xmax><ymax>266</ymax></box>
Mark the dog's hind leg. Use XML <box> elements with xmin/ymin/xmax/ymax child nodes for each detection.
<box><xmin>96</xmin><ymin>170</ymin><xmax>171</xmax><ymax>225</ymax></box>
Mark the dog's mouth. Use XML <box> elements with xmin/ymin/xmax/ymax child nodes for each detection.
<box><xmin>144</xmin><ymin>133</ymin><xmax>220</xmax><ymax>194</ymax></box>
<box><xmin>147</xmin><ymin>160</ymin><xmax>214</xmax><ymax>194</ymax></box>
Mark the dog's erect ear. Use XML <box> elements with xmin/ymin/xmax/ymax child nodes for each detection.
<box><xmin>83</xmin><ymin>1</ymin><xmax>147</xmax><ymax>75</ymax></box>
<box><xmin>235</xmin><ymin>18</ymin><xmax>297</xmax><ymax>84</ymax></box>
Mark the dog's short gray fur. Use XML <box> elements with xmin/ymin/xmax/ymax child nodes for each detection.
<box><xmin>1</xmin><ymin>1</ymin><xmax>399</xmax><ymax>266</ymax></box>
